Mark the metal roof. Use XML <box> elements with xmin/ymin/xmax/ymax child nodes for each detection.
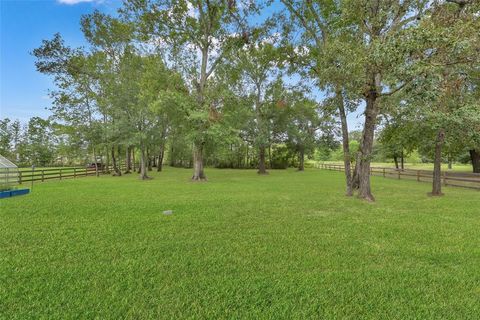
<box><xmin>0</xmin><ymin>154</ymin><xmax>18</xmax><ymax>169</ymax></box>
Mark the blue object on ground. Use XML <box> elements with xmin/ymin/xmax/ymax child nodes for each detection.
<box><xmin>11</xmin><ymin>189</ymin><xmax>30</xmax><ymax>196</ymax></box>
<box><xmin>0</xmin><ymin>191</ymin><xmax>11</xmax><ymax>198</ymax></box>
<box><xmin>0</xmin><ymin>189</ymin><xmax>30</xmax><ymax>198</ymax></box>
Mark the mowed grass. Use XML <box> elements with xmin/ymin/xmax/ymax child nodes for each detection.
<box><xmin>1</xmin><ymin>168</ymin><xmax>479</xmax><ymax>319</ymax></box>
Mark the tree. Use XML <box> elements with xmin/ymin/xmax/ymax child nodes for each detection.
<box><xmin>280</xmin><ymin>0</ymin><xmax>366</xmax><ymax>196</ymax></box>
<box><xmin>340</xmin><ymin>0</ymin><xmax>437</xmax><ymax>201</ymax></box>
<box><xmin>0</xmin><ymin>119</ymin><xmax>13</xmax><ymax>158</ymax></box>
<box><xmin>24</xmin><ymin>117</ymin><xmax>55</xmax><ymax>166</ymax></box>
<box><xmin>378</xmin><ymin>96</ymin><xmax>420</xmax><ymax>170</ymax></box>
<box><xmin>81</xmin><ymin>11</ymin><xmax>137</xmax><ymax>177</ymax></box>
<box><xmin>122</xmin><ymin>0</ymin><xmax>256</xmax><ymax>181</ymax></box>
<box><xmin>33</xmin><ymin>34</ymin><xmax>103</xmax><ymax>176</ymax></box>
<box><xmin>226</xmin><ymin>34</ymin><xmax>281</xmax><ymax>174</ymax></box>
<box><xmin>136</xmin><ymin>54</ymin><xmax>190</xmax><ymax>179</ymax></box>
<box><xmin>408</xmin><ymin>0</ymin><xmax>480</xmax><ymax>195</ymax></box>
<box><xmin>284</xmin><ymin>94</ymin><xmax>324</xmax><ymax>171</ymax></box>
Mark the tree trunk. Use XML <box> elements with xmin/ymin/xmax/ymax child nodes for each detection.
<box><xmin>268</xmin><ymin>145</ymin><xmax>272</xmax><ymax>169</ymax></box>
<box><xmin>157</xmin><ymin>142</ymin><xmax>165</xmax><ymax>172</ymax></box>
<box><xmin>357</xmin><ymin>77</ymin><xmax>380</xmax><ymax>202</ymax></box>
<box><xmin>470</xmin><ymin>149</ymin><xmax>480</xmax><ymax>173</ymax></box>
<box><xmin>393</xmin><ymin>156</ymin><xmax>399</xmax><ymax>169</ymax></box>
<box><xmin>400</xmin><ymin>150</ymin><xmax>404</xmax><ymax>170</ymax></box>
<box><xmin>191</xmin><ymin>45</ymin><xmax>208</xmax><ymax>181</ymax></box>
<box><xmin>170</xmin><ymin>145</ymin><xmax>175</xmax><ymax>167</ymax></box>
<box><xmin>92</xmin><ymin>146</ymin><xmax>99</xmax><ymax>177</ymax></box>
<box><xmin>258</xmin><ymin>145</ymin><xmax>268</xmax><ymax>174</ymax></box>
<box><xmin>430</xmin><ymin>129</ymin><xmax>445</xmax><ymax>196</ymax></box>
<box><xmin>298</xmin><ymin>146</ymin><xmax>305</xmax><ymax>171</ymax></box>
<box><xmin>132</xmin><ymin>147</ymin><xmax>136</xmax><ymax>172</ymax></box>
<box><xmin>336</xmin><ymin>88</ymin><xmax>353</xmax><ymax>196</ymax></box>
<box><xmin>100</xmin><ymin>156</ymin><xmax>105</xmax><ymax>174</ymax></box>
<box><xmin>352</xmin><ymin>152</ymin><xmax>361</xmax><ymax>190</ymax></box>
<box><xmin>157</xmin><ymin>147</ymin><xmax>165</xmax><ymax>172</ymax></box>
<box><xmin>111</xmin><ymin>145</ymin><xmax>121</xmax><ymax>176</ymax></box>
<box><xmin>124</xmin><ymin>146</ymin><xmax>132</xmax><ymax>174</ymax></box>
<box><xmin>137</xmin><ymin>147</ymin><xmax>141</xmax><ymax>173</ymax></box>
<box><xmin>157</xmin><ymin>128</ymin><xmax>167</xmax><ymax>172</ymax></box>
<box><xmin>147</xmin><ymin>148</ymin><xmax>152</xmax><ymax>172</ymax></box>
<box><xmin>139</xmin><ymin>144</ymin><xmax>150</xmax><ymax>180</ymax></box>
<box><xmin>192</xmin><ymin>142</ymin><xmax>206</xmax><ymax>181</ymax></box>
<box><xmin>105</xmin><ymin>146</ymin><xmax>110</xmax><ymax>173</ymax></box>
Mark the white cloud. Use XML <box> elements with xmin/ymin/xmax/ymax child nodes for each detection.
<box><xmin>57</xmin><ymin>0</ymin><xmax>99</xmax><ymax>5</ymax></box>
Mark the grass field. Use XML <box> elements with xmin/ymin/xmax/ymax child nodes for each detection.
<box><xmin>1</xmin><ymin>168</ymin><xmax>479</xmax><ymax>319</ymax></box>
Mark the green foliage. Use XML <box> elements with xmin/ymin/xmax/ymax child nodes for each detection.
<box><xmin>18</xmin><ymin>0</ymin><xmax>480</xmax><ymax>181</ymax></box>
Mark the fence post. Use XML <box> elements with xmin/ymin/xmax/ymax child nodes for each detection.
<box><xmin>417</xmin><ymin>170</ymin><xmax>420</xmax><ymax>182</ymax></box>
<box><xmin>59</xmin><ymin>169</ymin><xmax>62</xmax><ymax>180</ymax></box>
<box><xmin>41</xmin><ymin>170</ymin><xmax>44</xmax><ymax>182</ymax></box>
<box><xmin>85</xmin><ymin>168</ymin><xmax>88</xmax><ymax>176</ymax></box>
<box><xmin>443</xmin><ymin>171</ymin><xmax>447</xmax><ymax>186</ymax></box>
<box><xmin>19</xmin><ymin>171</ymin><xmax>22</xmax><ymax>184</ymax></box>
<box><xmin>74</xmin><ymin>167</ymin><xmax>76</xmax><ymax>178</ymax></box>
<box><xmin>398</xmin><ymin>169</ymin><xmax>401</xmax><ymax>180</ymax></box>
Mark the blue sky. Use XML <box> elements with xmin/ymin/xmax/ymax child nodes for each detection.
<box><xmin>0</xmin><ymin>0</ymin><xmax>120</xmax><ymax>123</ymax></box>
<box><xmin>0</xmin><ymin>0</ymin><xmax>364</xmax><ymax>129</ymax></box>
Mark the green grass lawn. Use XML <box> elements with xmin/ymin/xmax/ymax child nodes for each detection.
<box><xmin>1</xmin><ymin>168</ymin><xmax>479</xmax><ymax>319</ymax></box>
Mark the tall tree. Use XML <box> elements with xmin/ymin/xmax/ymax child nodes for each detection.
<box><xmin>280</xmin><ymin>0</ymin><xmax>363</xmax><ymax>196</ymax></box>
<box><xmin>227</xmin><ymin>36</ymin><xmax>280</xmax><ymax>174</ymax></box>
<box><xmin>122</xmin><ymin>0</ymin><xmax>256</xmax><ymax>180</ymax></box>
<box><xmin>33</xmin><ymin>34</ymin><xmax>103</xmax><ymax>176</ymax></box>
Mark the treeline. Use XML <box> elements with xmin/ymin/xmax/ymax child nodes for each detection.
<box><xmin>2</xmin><ymin>0</ymin><xmax>480</xmax><ymax>201</ymax></box>
<box><xmin>1</xmin><ymin>117</ymin><xmax>60</xmax><ymax>167</ymax></box>
<box><xmin>0</xmin><ymin>113</ymin><xmax>334</xmax><ymax>171</ymax></box>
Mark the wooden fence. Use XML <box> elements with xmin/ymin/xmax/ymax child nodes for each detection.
<box><xmin>316</xmin><ymin>163</ymin><xmax>480</xmax><ymax>190</ymax></box>
<box><xmin>17</xmin><ymin>164</ymin><xmax>136</xmax><ymax>184</ymax></box>
<box><xmin>18</xmin><ymin>167</ymin><xmax>98</xmax><ymax>184</ymax></box>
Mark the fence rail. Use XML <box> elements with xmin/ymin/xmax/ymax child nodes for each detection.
<box><xmin>316</xmin><ymin>163</ymin><xmax>480</xmax><ymax>190</ymax></box>
<box><xmin>15</xmin><ymin>163</ymin><xmax>480</xmax><ymax>190</ymax></box>
<box><xmin>18</xmin><ymin>167</ymin><xmax>99</xmax><ymax>184</ymax></box>
<box><xmin>17</xmin><ymin>164</ymin><xmax>137</xmax><ymax>184</ymax></box>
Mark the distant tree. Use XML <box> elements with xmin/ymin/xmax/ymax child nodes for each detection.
<box><xmin>226</xmin><ymin>35</ymin><xmax>281</xmax><ymax>174</ymax></box>
<box><xmin>285</xmin><ymin>95</ymin><xmax>323</xmax><ymax>171</ymax></box>
<box><xmin>0</xmin><ymin>119</ymin><xmax>12</xmax><ymax>158</ymax></box>
<box><xmin>24</xmin><ymin>117</ymin><xmax>55</xmax><ymax>166</ymax></box>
